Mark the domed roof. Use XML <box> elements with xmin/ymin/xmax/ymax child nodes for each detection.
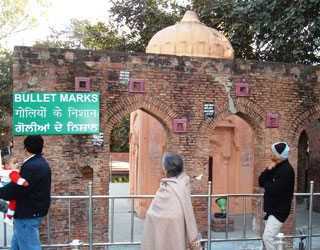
<box><xmin>146</xmin><ymin>11</ymin><xmax>234</xmax><ymax>59</ymax></box>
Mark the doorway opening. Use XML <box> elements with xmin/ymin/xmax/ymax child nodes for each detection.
<box><xmin>109</xmin><ymin>114</ymin><xmax>130</xmax><ymax>183</ymax></box>
<box><xmin>209</xmin><ymin>115</ymin><xmax>254</xmax><ymax>215</ymax></box>
<box><xmin>109</xmin><ymin>109</ymin><xmax>168</xmax><ymax>219</ymax></box>
<box><xmin>297</xmin><ymin>119</ymin><xmax>320</xmax><ymax>211</ymax></box>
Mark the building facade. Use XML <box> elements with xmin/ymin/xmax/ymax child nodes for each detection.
<box><xmin>12</xmin><ymin>11</ymin><xmax>320</xmax><ymax>245</ymax></box>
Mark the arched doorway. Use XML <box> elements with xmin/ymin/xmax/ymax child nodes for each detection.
<box><xmin>298</xmin><ymin>119</ymin><xmax>320</xmax><ymax>211</ymax></box>
<box><xmin>129</xmin><ymin>109</ymin><xmax>168</xmax><ymax>218</ymax></box>
<box><xmin>107</xmin><ymin>108</ymin><xmax>168</xmax><ymax>242</ymax></box>
<box><xmin>210</xmin><ymin>115</ymin><xmax>254</xmax><ymax>215</ymax></box>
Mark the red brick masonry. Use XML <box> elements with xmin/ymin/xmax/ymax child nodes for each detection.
<box><xmin>12</xmin><ymin>46</ymin><xmax>320</xmax><ymax>244</ymax></box>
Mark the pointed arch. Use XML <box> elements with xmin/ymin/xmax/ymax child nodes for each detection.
<box><xmin>197</xmin><ymin>98</ymin><xmax>266</xmax><ymax>152</ymax></box>
<box><xmin>100</xmin><ymin>95</ymin><xmax>179</xmax><ymax>148</ymax></box>
<box><xmin>195</xmin><ymin>99</ymin><xmax>266</xmax><ymax>199</ymax></box>
<box><xmin>289</xmin><ymin>104</ymin><xmax>320</xmax><ymax>144</ymax></box>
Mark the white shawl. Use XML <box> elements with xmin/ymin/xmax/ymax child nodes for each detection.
<box><xmin>141</xmin><ymin>172</ymin><xmax>201</xmax><ymax>250</ymax></box>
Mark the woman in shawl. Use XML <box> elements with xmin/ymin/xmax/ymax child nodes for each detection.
<box><xmin>141</xmin><ymin>152</ymin><xmax>201</xmax><ymax>250</ymax></box>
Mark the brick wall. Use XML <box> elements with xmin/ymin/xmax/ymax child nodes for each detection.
<box><xmin>110</xmin><ymin>152</ymin><xmax>129</xmax><ymax>162</ymax></box>
<box><xmin>12</xmin><ymin>46</ymin><xmax>320</xmax><ymax>242</ymax></box>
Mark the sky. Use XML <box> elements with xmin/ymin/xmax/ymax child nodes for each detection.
<box><xmin>1</xmin><ymin>0</ymin><xmax>112</xmax><ymax>50</ymax></box>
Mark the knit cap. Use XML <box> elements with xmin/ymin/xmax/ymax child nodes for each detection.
<box><xmin>271</xmin><ymin>142</ymin><xmax>290</xmax><ymax>160</ymax></box>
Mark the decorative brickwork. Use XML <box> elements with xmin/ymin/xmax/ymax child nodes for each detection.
<box><xmin>211</xmin><ymin>218</ymin><xmax>235</xmax><ymax>232</ymax></box>
<box><xmin>12</xmin><ymin>46</ymin><xmax>320</xmax><ymax>243</ymax></box>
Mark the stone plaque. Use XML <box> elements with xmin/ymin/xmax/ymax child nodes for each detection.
<box><xmin>241</xmin><ymin>152</ymin><xmax>252</xmax><ymax>167</ymax></box>
<box><xmin>119</xmin><ymin>71</ymin><xmax>130</xmax><ymax>85</ymax></box>
<box><xmin>204</xmin><ymin>102</ymin><xmax>215</xmax><ymax>118</ymax></box>
<box><xmin>92</xmin><ymin>132</ymin><xmax>104</xmax><ymax>148</ymax></box>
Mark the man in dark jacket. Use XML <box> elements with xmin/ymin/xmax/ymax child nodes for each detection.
<box><xmin>259</xmin><ymin>142</ymin><xmax>295</xmax><ymax>250</ymax></box>
<box><xmin>0</xmin><ymin>135</ymin><xmax>51</xmax><ymax>250</ymax></box>
<box><xmin>1</xmin><ymin>140</ymin><xmax>13</xmax><ymax>157</ymax></box>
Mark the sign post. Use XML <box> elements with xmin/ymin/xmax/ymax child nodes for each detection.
<box><xmin>13</xmin><ymin>92</ymin><xmax>100</xmax><ymax>135</ymax></box>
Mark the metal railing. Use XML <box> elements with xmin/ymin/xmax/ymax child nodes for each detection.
<box><xmin>1</xmin><ymin>181</ymin><xmax>319</xmax><ymax>249</ymax></box>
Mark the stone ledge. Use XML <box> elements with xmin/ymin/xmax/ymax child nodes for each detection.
<box><xmin>211</xmin><ymin>218</ymin><xmax>235</xmax><ymax>232</ymax></box>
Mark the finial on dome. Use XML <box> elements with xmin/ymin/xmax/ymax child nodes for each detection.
<box><xmin>179</xmin><ymin>11</ymin><xmax>204</xmax><ymax>25</ymax></box>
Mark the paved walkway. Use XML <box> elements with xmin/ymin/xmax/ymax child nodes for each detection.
<box><xmin>107</xmin><ymin>183</ymin><xmax>320</xmax><ymax>250</ymax></box>
<box><xmin>1</xmin><ymin>184</ymin><xmax>319</xmax><ymax>249</ymax></box>
<box><xmin>294</xmin><ymin>201</ymin><xmax>320</xmax><ymax>249</ymax></box>
<box><xmin>107</xmin><ymin>182</ymin><xmax>143</xmax><ymax>249</ymax></box>
<box><xmin>0</xmin><ymin>213</ymin><xmax>13</xmax><ymax>249</ymax></box>
<box><xmin>107</xmin><ymin>183</ymin><xmax>262</xmax><ymax>249</ymax></box>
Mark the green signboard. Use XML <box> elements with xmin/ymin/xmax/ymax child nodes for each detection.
<box><xmin>13</xmin><ymin>92</ymin><xmax>100</xmax><ymax>135</ymax></box>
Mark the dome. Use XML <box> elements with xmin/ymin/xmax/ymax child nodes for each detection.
<box><xmin>146</xmin><ymin>11</ymin><xmax>234</xmax><ymax>59</ymax></box>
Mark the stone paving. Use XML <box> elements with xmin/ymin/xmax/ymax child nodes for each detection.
<box><xmin>1</xmin><ymin>184</ymin><xmax>320</xmax><ymax>249</ymax></box>
<box><xmin>108</xmin><ymin>183</ymin><xmax>320</xmax><ymax>250</ymax></box>
<box><xmin>0</xmin><ymin>213</ymin><xmax>13</xmax><ymax>249</ymax></box>
<box><xmin>107</xmin><ymin>182</ymin><xmax>144</xmax><ymax>249</ymax></box>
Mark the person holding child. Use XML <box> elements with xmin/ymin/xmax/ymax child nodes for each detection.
<box><xmin>0</xmin><ymin>135</ymin><xmax>51</xmax><ymax>250</ymax></box>
<box><xmin>0</xmin><ymin>154</ymin><xmax>29</xmax><ymax>226</ymax></box>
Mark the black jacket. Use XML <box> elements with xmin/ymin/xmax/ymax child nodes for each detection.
<box><xmin>1</xmin><ymin>146</ymin><xmax>10</xmax><ymax>157</ymax></box>
<box><xmin>0</xmin><ymin>154</ymin><xmax>51</xmax><ymax>218</ymax></box>
<box><xmin>258</xmin><ymin>159</ymin><xmax>295</xmax><ymax>223</ymax></box>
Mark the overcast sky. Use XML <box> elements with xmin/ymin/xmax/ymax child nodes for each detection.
<box><xmin>1</xmin><ymin>0</ymin><xmax>112</xmax><ymax>50</ymax></box>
